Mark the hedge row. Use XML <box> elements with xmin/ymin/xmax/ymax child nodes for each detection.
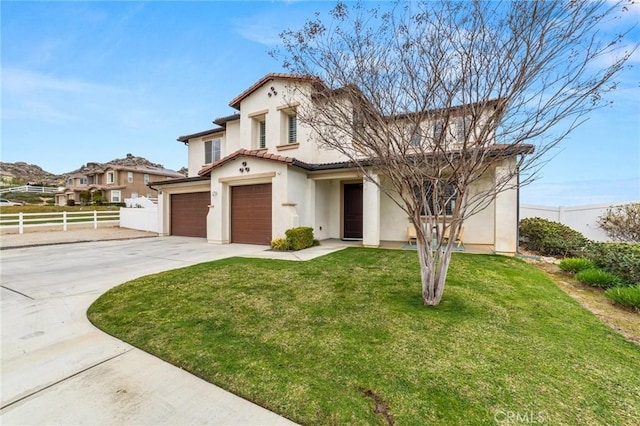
<box><xmin>520</xmin><ymin>217</ymin><xmax>639</xmax><ymax>285</ymax></box>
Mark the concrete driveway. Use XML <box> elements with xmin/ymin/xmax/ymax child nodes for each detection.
<box><xmin>0</xmin><ymin>237</ymin><xmax>298</xmax><ymax>425</ymax></box>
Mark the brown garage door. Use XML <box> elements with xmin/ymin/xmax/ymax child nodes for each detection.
<box><xmin>231</xmin><ymin>184</ymin><xmax>272</xmax><ymax>244</ymax></box>
<box><xmin>171</xmin><ymin>192</ymin><xmax>209</xmax><ymax>237</ymax></box>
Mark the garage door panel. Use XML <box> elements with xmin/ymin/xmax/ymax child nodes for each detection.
<box><xmin>231</xmin><ymin>184</ymin><xmax>272</xmax><ymax>245</ymax></box>
<box><xmin>171</xmin><ymin>192</ymin><xmax>209</xmax><ymax>238</ymax></box>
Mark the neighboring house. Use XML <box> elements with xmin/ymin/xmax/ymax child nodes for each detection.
<box><xmin>55</xmin><ymin>165</ymin><xmax>184</xmax><ymax>206</ymax></box>
<box><xmin>154</xmin><ymin>73</ymin><xmax>528</xmax><ymax>254</ymax></box>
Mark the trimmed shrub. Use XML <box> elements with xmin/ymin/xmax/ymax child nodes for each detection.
<box><xmin>575</xmin><ymin>269</ymin><xmax>622</xmax><ymax>289</ymax></box>
<box><xmin>285</xmin><ymin>226</ymin><xmax>315</xmax><ymax>251</ymax></box>
<box><xmin>271</xmin><ymin>238</ymin><xmax>290</xmax><ymax>251</ymax></box>
<box><xmin>605</xmin><ymin>286</ymin><xmax>640</xmax><ymax>311</ymax></box>
<box><xmin>519</xmin><ymin>217</ymin><xmax>590</xmax><ymax>257</ymax></box>
<box><xmin>559</xmin><ymin>258</ymin><xmax>595</xmax><ymax>273</ymax></box>
<box><xmin>582</xmin><ymin>242</ymin><xmax>640</xmax><ymax>285</ymax></box>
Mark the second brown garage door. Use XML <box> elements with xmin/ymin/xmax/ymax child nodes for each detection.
<box><xmin>171</xmin><ymin>192</ymin><xmax>209</xmax><ymax>238</ymax></box>
<box><xmin>231</xmin><ymin>184</ymin><xmax>272</xmax><ymax>244</ymax></box>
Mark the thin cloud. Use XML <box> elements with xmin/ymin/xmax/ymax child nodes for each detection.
<box><xmin>233</xmin><ymin>15</ymin><xmax>284</xmax><ymax>46</ymax></box>
<box><xmin>2</xmin><ymin>67</ymin><xmax>123</xmax><ymax>95</ymax></box>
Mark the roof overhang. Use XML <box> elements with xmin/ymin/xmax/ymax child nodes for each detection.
<box><xmin>147</xmin><ymin>175</ymin><xmax>210</xmax><ymax>188</ymax></box>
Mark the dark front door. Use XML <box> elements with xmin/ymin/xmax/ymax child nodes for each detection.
<box><xmin>343</xmin><ymin>183</ymin><xmax>363</xmax><ymax>240</ymax></box>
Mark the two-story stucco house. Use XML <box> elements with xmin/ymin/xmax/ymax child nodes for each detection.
<box><xmin>154</xmin><ymin>73</ymin><xmax>528</xmax><ymax>253</ymax></box>
<box><xmin>56</xmin><ymin>161</ymin><xmax>184</xmax><ymax>206</ymax></box>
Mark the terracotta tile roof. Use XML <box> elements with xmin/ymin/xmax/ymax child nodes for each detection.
<box><xmin>228</xmin><ymin>73</ymin><xmax>319</xmax><ymax>110</ymax></box>
<box><xmin>197</xmin><ymin>144</ymin><xmax>535</xmax><ymax>177</ymax></box>
<box><xmin>147</xmin><ymin>175</ymin><xmax>211</xmax><ymax>187</ymax></box>
<box><xmin>198</xmin><ymin>149</ymin><xmax>308</xmax><ymax>176</ymax></box>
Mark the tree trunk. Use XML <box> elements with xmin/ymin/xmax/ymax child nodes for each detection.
<box><xmin>416</xmin><ymin>222</ymin><xmax>456</xmax><ymax>306</ymax></box>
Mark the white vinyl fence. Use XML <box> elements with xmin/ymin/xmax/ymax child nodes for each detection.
<box><xmin>0</xmin><ymin>185</ymin><xmax>59</xmax><ymax>194</ymax></box>
<box><xmin>119</xmin><ymin>197</ymin><xmax>158</xmax><ymax>233</ymax></box>
<box><xmin>520</xmin><ymin>201</ymin><xmax>638</xmax><ymax>242</ymax></box>
<box><xmin>0</xmin><ymin>210</ymin><xmax>120</xmax><ymax>234</ymax></box>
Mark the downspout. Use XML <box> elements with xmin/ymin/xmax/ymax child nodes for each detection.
<box><xmin>516</xmin><ymin>158</ymin><xmax>521</xmax><ymax>255</ymax></box>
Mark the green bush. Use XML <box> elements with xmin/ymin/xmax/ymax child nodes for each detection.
<box><xmin>605</xmin><ymin>286</ymin><xmax>640</xmax><ymax>311</ymax></box>
<box><xmin>559</xmin><ymin>258</ymin><xmax>595</xmax><ymax>273</ymax></box>
<box><xmin>519</xmin><ymin>217</ymin><xmax>590</xmax><ymax>257</ymax></box>
<box><xmin>285</xmin><ymin>226</ymin><xmax>315</xmax><ymax>251</ymax></box>
<box><xmin>271</xmin><ymin>238</ymin><xmax>290</xmax><ymax>251</ymax></box>
<box><xmin>582</xmin><ymin>242</ymin><xmax>640</xmax><ymax>285</ymax></box>
<box><xmin>575</xmin><ymin>269</ymin><xmax>622</xmax><ymax>289</ymax></box>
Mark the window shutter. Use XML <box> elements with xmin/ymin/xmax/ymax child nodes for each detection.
<box><xmin>288</xmin><ymin>115</ymin><xmax>297</xmax><ymax>144</ymax></box>
<box><xmin>259</xmin><ymin>121</ymin><xmax>266</xmax><ymax>148</ymax></box>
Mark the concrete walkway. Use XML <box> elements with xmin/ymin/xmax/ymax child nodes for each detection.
<box><xmin>0</xmin><ymin>230</ymin><xmax>353</xmax><ymax>425</ymax></box>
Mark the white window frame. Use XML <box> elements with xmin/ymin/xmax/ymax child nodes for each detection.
<box><xmin>212</xmin><ymin>139</ymin><xmax>221</xmax><ymax>162</ymax></box>
<box><xmin>143</xmin><ymin>173</ymin><xmax>149</xmax><ymax>184</ymax></box>
<box><xmin>107</xmin><ymin>171</ymin><xmax>115</xmax><ymax>184</ymax></box>
<box><xmin>127</xmin><ymin>172</ymin><xmax>133</xmax><ymax>183</ymax></box>
<box><xmin>111</xmin><ymin>190</ymin><xmax>121</xmax><ymax>203</ymax></box>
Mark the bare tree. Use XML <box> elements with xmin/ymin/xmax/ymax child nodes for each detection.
<box><xmin>598</xmin><ymin>203</ymin><xmax>640</xmax><ymax>242</ymax></box>
<box><xmin>272</xmin><ymin>0</ymin><xmax>636</xmax><ymax>306</ymax></box>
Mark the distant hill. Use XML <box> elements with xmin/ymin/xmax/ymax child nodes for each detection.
<box><xmin>0</xmin><ymin>154</ymin><xmax>186</xmax><ymax>187</ymax></box>
<box><xmin>0</xmin><ymin>162</ymin><xmax>62</xmax><ymax>186</ymax></box>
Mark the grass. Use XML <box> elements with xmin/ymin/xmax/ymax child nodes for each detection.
<box><xmin>88</xmin><ymin>248</ymin><xmax>640</xmax><ymax>425</ymax></box>
<box><xmin>605</xmin><ymin>286</ymin><xmax>640</xmax><ymax>312</ymax></box>
<box><xmin>576</xmin><ymin>268</ymin><xmax>622</xmax><ymax>289</ymax></box>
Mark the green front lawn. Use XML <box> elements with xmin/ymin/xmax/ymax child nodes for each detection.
<box><xmin>88</xmin><ymin>248</ymin><xmax>640</xmax><ymax>425</ymax></box>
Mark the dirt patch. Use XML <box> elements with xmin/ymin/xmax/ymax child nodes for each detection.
<box><xmin>525</xmin><ymin>259</ymin><xmax>640</xmax><ymax>345</ymax></box>
<box><xmin>363</xmin><ymin>389</ymin><xmax>394</xmax><ymax>425</ymax></box>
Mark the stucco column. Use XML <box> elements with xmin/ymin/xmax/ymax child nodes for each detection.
<box><xmin>362</xmin><ymin>174</ymin><xmax>381</xmax><ymax>247</ymax></box>
<box><xmin>208</xmin><ymin>181</ymin><xmax>227</xmax><ymax>244</ymax></box>
<box><xmin>157</xmin><ymin>190</ymin><xmax>167</xmax><ymax>236</ymax></box>
<box><xmin>494</xmin><ymin>165</ymin><xmax>518</xmax><ymax>255</ymax></box>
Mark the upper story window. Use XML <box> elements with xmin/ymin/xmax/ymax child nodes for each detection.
<box><xmin>249</xmin><ymin>110</ymin><xmax>268</xmax><ymax>150</ymax></box>
<box><xmin>127</xmin><ymin>172</ymin><xmax>133</xmax><ymax>183</ymax></box>
<box><xmin>277</xmin><ymin>103</ymin><xmax>299</xmax><ymax>148</ymax></box>
<box><xmin>80</xmin><ymin>178</ymin><xmax>88</xmax><ymax>185</ymax></box>
<box><xmin>67</xmin><ymin>179</ymin><xmax>73</xmax><ymax>186</ymax></box>
<box><xmin>205</xmin><ymin>139</ymin><xmax>222</xmax><ymax>164</ymax></box>
<box><xmin>107</xmin><ymin>171</ymin><xmax>115</xmax><ymax>184</ymax></box>
<box><xmin>287</xmin><ymin>114</ymin><xmax>297</xmax><ymax>144</ymax></box>
<box><xmin>143</xmin><ymin>173</ymin><xmax>149</xmax><ymax>184</ymax></box>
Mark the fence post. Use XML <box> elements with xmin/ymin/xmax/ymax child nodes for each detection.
<box><xmin>63</xmin><ymin>211</ymin><xmax>67</xmax><ymax>231</ymax></box>
<box><xmin>94</xmin><ymin>210</ymin><xmax>98</xmax><ymax>229</ymax></box>
<box><xmin>19</xmin><ymin>212</ymin><xmax>24</xmax><ymax>235</ymax></box>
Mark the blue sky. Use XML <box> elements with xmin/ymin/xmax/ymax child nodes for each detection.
<box><xmin>1</xmin><ymin>1</ymin><xmax>639</xmax><ymax>206</ymax></box>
